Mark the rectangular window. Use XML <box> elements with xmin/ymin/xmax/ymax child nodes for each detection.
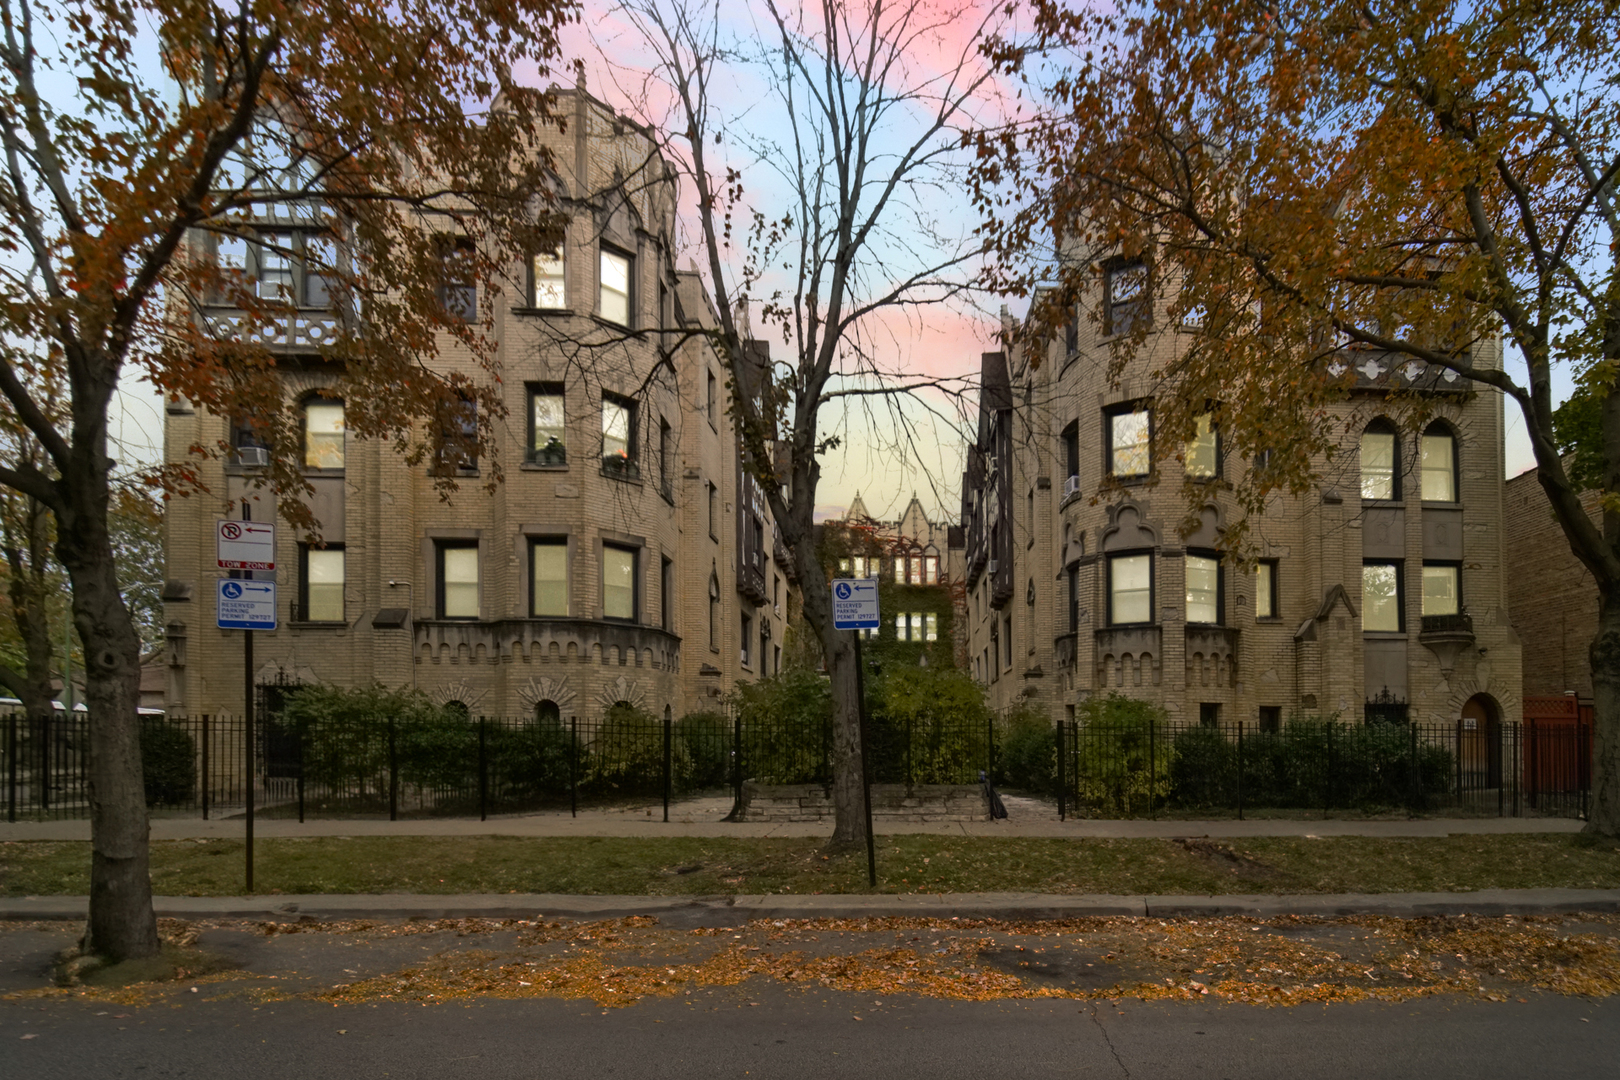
<box><xmin>603</xmin><ymin>544</ymin><xmax>637</xmax><ymax>621</ymax></box>
<box><xmin>910</xmin><ymin>613</ymin><xmax>924</xmax><ymax>640</ymax></box>
<box><xmin>1108</xmin><ymin>408</ymin><xmax>1151</xmax><ymax>478</ymax></box>
<box><xmin>1361</xmin><ymin>430</ymin><xmax>1397</xmax><ymax>500</ymax></box>
<box><xmin>1256</xmin><ymin>560</ymin><xmax>1278</xmax><ymax>619</ymax></box>
<box><xmin>1062</xmin><ymin>421</ymin><xmax>1081</xmax><ymax>483</ymax></box>
<box><xmin>1199</xmin><ymin>703</ymin><xmax>1221</xmax><ymax>727</ymax></box>
<box><xmin>707</xmin><ymin>482</ymin><xmax>718</xmax><ymax>539</ymax></box>
<box><xmin>530</xmin><ymin>539</ymin><xmax>568</xmax><ymax>617</ymax></box>
<box><xmin>301</xmin><ymin>545</ymin><xmax>344</xmax><ymax>622</ymax></box>
<box><xmin>658</xmin><ymin>417</ymin><xmax>672</xmax><ymax>499</ymax></box>
<box><xmin>438</xmin><ymin>543</ymin><xmax>479</xmax><ymax>619</ymax></box>
<box><xmin>602</xmin><ymin>394</ymin><xmax>637</xmax><ymax>478</ymax></box>
<box><xmin>923</xmin><ymin>556</ymin><xmax>938</xmax><ymax>585</ymax></box>
<box><xmin>528</xmin><ymin>384</ymin><xmax>566</xmax><ymax>465</ymax></box>
<box><xmin>1064</xmin><ymin>310</ymin><xmax>1079</xmax><ymax>355</ymax></box>
<box><xmin>432</xmin><ymin>395</ymin><xmax>478</xmax><ymax>475</ymax></box>
<box><xmin>256</xmin><ymin>231</ymin><xmax>295</xmax><ymax>300</ymax></box>
<box><xmin>303</xmin><ymin>400</ymin><xmax>345</xmax><ymax>470</ymax></box>
<box><xmin>1109</xmin><ymin>553</ymin><xmax>1152</xmax><ymax>625</ymax></box>
<box><xmin>852</xmin><ymin>555</ymin><xmax>868</xmax><ymax>578</ymax></box>
<box><xmin>707</xmin><ymin>371</ymin><xmax>718</xmax><ymax>424</ymax></box>
<box><xmin>532</xmin><ymin>246</ymin><xmax>566</xmax><ymax>308</ymax></box>
<box><xmin>910</xmin><ymin>556</ymin><xmax>924</xmax><ymax>585</ymax></box>
<box><xmin>1258</xmin><ymin>705</ymin><xmax>1282</xmax><ymax>733</ymax></box>
<box><xmin>599</xmin><ymin>247</ymin><xmax>631</xmax><ymax>325</ymax></box>
<box><xmin>1421</xmin><ymin>433</ymin><xmax>1456</xmax><ymax>501</ymax></box>
<box><xmin>925</xmin><ymin>613</ymin><xmax>938</xmax><ymax>641</ymax></box>
<box><xmin>1422</xmin><ymin>563</ymin><xmax>1460</xmax><ymax>616</ymax></box>
<box><xmin>1362</xmin><ymin>561</ymin><xmax>1403</xmax><ymax>632</ymax></box>
<box><xmin>1186</xmin><ymin>414</ymin><xmax>1218</xmax><ymax>478</ymax></box>
<box><xmin>741</xmin><ymin>612</ymin><xmax>753</xmax><ymax>666</ymax></box>
<box><xmin>1068</xmin><ymin>566</ymin><xmax>1080</xmax><ymax>632</ymax></box>
<box><xmin>438</xmin><ymin>237</ymin><xmax>477</xmax><ymax>321</ymax></box>
<box><xmin>662</xmin><ymin>556</ymin><xmax>675</xmax><ymax>630</ymax></box>
<box><xmin>895</xmin><ymin>612</ymin><xmax>907</xmax><ymax>640</ymax></box>
<box><xmin>1105</xmin><ymin>260</ymin><xmax>1150</xmax><ymax>336</ymax></box>
<box><xmin>1004</xmin><ymin>617</ymin><xmax>1013</xmax><ymax>665</ymax></box>
<box><xmin>838</xmin><ymin>558</ymin><xmax>851</xmax><ymax>573</ymax></box>
<box><xmin>1185</xmin><ymin>555</ymin><xmax>1220</xmax><ymax>624</ymax></box>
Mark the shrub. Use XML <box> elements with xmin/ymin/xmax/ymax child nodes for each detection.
<box><xmin>997</xmin><ymin>702</ymin><xmax>1055</xmax><ymax>793</ymax></box>
<box><xmin>1071</xmin><ymin>694</ymin><xmax>1174</xmax><ymax>814</ymax></box>
<box><xmin>733</xmin><ymin>669</ymin><xmax>833</xmax><ymax>785</ymax></box>
<box><xmin>141</xmin><ymin>719</ymin><xmax>196</xmax><ymax>806</ymax></box>
<box><xmin>675</xmin><ymin>710</ymin><xmax>732</xmax><ymax>790</ymax></box>
<box><xmin>583</xmin><ymin>703</ymin><xmax>692</xmax><ymax>796</ymax></box>
<box><xmin>867</xmin><ymin>665</ymin><xmax>992</xmax><ymax>785</ymax></box>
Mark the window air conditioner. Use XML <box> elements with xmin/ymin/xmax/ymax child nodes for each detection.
<box><xmin>988</xmin><ymin>559</ymin><xmax>999</xmax><ymax>574</ymax></box>
<box><xmin>234</xmin><ymin>446</ymin><xmax>270</xmax><ymax>468</ymax></box>
<box><xmin>1062</xmin><ymin>475</ymin><xmax>1081</xmax><ymax>499</ymax></box>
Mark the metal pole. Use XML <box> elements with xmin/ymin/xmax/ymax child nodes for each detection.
<box><xmin>1498</xmin><ymin>719</ymin><xmax>1505</xmax><ymax>818</ymax></box>
<box><xmin>662</xmin><ymin>709</ymin><xmax>672</xmax><ymax>823</ymax></box>
<box><xmin>479</xmin><ymin>717</ymin><xmax>488</xmax><ymax>823</ymax></box>
<box><xmin>388</xmin><ymin>717</ymin><xmax>398</xmax><ymax>822</ymax></box>
<box><xmin>1408</xmin><ymin>721</ymin><xmax>1419</xmax><ymax>816</ymax></box>
<box><xmin>245</xmin><ymin>631</ymin><xmax>254</xmax><ymax>893</ymax></box>
<box><xmin>906</xmin><ymin>715</ymin><xmax>913</xmax><ymax>793</ymax></box>
<box><xmin>201</xmin><ymin>714</ymin><xmax>209</xmax><ymax>821</ymax></box>
<box><xmin>39</xmin><ymin>713</ymin><xmax>48</xmax><ymax>813</ymax></box>
<box><xmin>1236</xmin><ymin>719</ymin><xmax>1244</xmax><ymax>821</ymax></box>
<box><xmin>1456</xmin><ymin>718</ymin><xmax>1463</xmax><ymax>805</ymax></box>
<box><xmin>1148</xmin><ymin>715</ymin><xmax>1157</xmax><ymax>820</ymax></box>
<box><xmin>1324</xmin><ymin>723</ymin><xmax>1333</xmax><ymax>819</ymax></box>
<box><xmin>732</xmin><ymin>711</ymin><xmax>744</xmax><ymax>818</ymax></box>
<box><xmin>296</xmin><ymin>721</ymin><xmax>305</xmax><ymax>825</ymax></box>
<box><xmin>1056</xmin><ymin>719</ymin><xmax>1066</xmax><ymax>822</ymax></box>
<box><xmin>1580</xmin><ymin>718</ymin><xmax>1590</xmax><ymax>821</ymax></box>
<box><xmin>569</xmin><ymin>715</ymin><xmax>578</xmax><ymax>818</ymax></box>
<box><xmin>6</xmin><ymin>711</ymin><xmax>16</xmax><ymax>824</ymax></box>
<box><xmin>853</xmin><ymin>633</ymin><xmax>876</xmax><ymax>889</ymax></box>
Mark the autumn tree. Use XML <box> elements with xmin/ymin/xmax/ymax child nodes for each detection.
<box><xmin>0</xmin><ymin>0</ymin><xmax>574</xmax><ymax>960</ymax></box>
<box><xmin>972</xmin><ymin>0</ymin><xmax>1620</xmax><ymax>831</ymax></box>
<box><xmin>599</xmin><ymin>0</ymin><xmax>1002</xmax><ymax>846</ymax></box>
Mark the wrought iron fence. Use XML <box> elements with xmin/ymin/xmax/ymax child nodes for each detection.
<box><xmin>0</xmin><ymin>708</ymin><xmax>1592</xmax><ymax>823</ymax></box>
<box><xmin>1048</xmin><ymin>717</ymin><xmax>1589</xmax><ymax>820</ymax></box>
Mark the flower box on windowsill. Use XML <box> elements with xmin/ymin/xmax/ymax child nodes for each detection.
<box><xmin>525</xmin><ymin>442</ymin><xmax>568</xmax><ymax>467</ymax></box>
<box><xmin>601</xmin><ymin>454</ymin><xmax>641</xmax><ymax>482</ymax></box>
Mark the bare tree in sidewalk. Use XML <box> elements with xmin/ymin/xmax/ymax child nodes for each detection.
<box><xmin>595</xmin><ymin>0</ymin><xmax>1006</xmax><ymax>846</ymax></box>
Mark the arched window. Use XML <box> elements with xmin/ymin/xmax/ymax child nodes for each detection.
<box><xmin>303</xmin><ymin>397</ymin><xmax>345</xmax><ymax>469</ymax></box>
<box><xmin>534</xmin><ymin>699</ymin><xmax>560</xmax><ymax>726</ymax></box>
<box><xmin>444</xmin><ymin>700</ymin><xmax>470</xmax><ymax>721</ymax></box>
<box><xmin>1421</xmin><ymin>423</ymin><xmax>1457</xmax><ymax>502</ymax></box>
<box><xmin>708</xmin><ymin>569</ymin><xmax>721</xmax><ymax>650</ymax></box>
<box><xmin>1360</xmin><ymin>420</ymin><xmax>1398</xmax><ymax>501</ymax></box>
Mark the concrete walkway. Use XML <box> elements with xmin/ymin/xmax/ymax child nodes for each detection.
<box><xmin>3</xmin><ymin>888</ymin><xmax>1616</xmax><ymax>923</ymax></box>
<box><xmin>0</xmin><ymin>792</ymin><xmax>1585</xmax><ymax>842</ymax></box>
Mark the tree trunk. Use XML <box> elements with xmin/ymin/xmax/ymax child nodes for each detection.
<box><xmin>1588</xmin><ymin>601</ymin><xmax>1620</xmax><ymax>837</ymax></box>
<box><xmin>57</xmin><ymin>471</ymin><xmax>159</xmax><ymax>962</ymax></box>
<box><xmin>792</xmin><ymin>537</ymin><xmax>866</xmax><ymax>847</ymax></box>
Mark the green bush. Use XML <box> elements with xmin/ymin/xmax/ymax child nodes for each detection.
<box><xmin>141</xmin><ymin>719</ymin><xmax>196</xmax><ymax>806</ymax></box>
<box><xmin>997</xmin><ymin>702</ymin><xmax>1056</xmax><ymax>793</ymax></box>
<box><xmin>486</xmin><ymin>715</ymin><xmax>575</xmax><ymax>806</ymax></box>
<box><xmin>1071</xmin><ymin>694</ymin><xmax>1174</xmax><ymax>814</ymax></box>
<box><xmin>868</xmin><ymin>665</ymin><xmax>992</xmax><ymax>785</ymax></box>
<box><xmin>675</xmin><ymin>710</ymin><xmax>732</xmax><ymax>790</ymax></box>
<box><xmin>583</xmin><ymin>703</ymin><xmax>692</xmax><ymax>796</ymax></box>
<box><xmin>276</xmin><ymin>684</ymin><xmax>465</xmax><ymax>807</ymax></box>
<box><xmin>733</xmin><ymin>669</ymin><xmax>833</xmax><ymax>785</ymax></box>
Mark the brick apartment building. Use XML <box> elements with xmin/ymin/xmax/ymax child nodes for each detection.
<box><xmin>1504</xmin><ymin>470</ymin><xmax>1601</xmax><ymax>698</ymax></box>
<box><xmin>961</xmin><ymin>268</ymin><xmax>1524</xmax><ymax>734</ymax></box>
<box><xmin>160</xmin><ymin>87</ymin><xmax>795</xmax><ymax>720</ymax></box>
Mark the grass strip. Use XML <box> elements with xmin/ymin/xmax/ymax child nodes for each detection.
<box><xmin>2</xmin><ymin>834</ymin><xmax>1617</xmax><ymax>898</ymax></box>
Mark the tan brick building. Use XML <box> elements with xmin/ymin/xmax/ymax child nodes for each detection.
<box><xmin>961</xmin><ymin>270</ymin><xmax>1523</xmax><ymax>734</ymax></box>
<box><xmin>1504</xmin><ymin>470</ymin><xmax>1600</xmax><ymax>697</ymax></box>
<box><xmin>161</xmin><ymin>87</ymin><xmax>793</xmax><ymax>720</ymax></box>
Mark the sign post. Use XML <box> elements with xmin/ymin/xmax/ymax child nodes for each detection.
<box><xmin>831</xmin><ymin>578</ymin><xmax>880</xmax><ymax>888</ymax></box>
<box><xmin>217</xmin><ymin>516</ymin><xmax>275</xmax><ymax>893</ymax></box>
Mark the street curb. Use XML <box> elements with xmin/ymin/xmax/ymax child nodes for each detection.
<box><xmin>4</xmin><ymin>888</ymin><xmax>1618</xmax><ymax>923</ymax></box>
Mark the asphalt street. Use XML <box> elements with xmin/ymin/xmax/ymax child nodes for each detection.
<box><xmin>1</xmin><ymin>986</ymin><xmax>1615</xmax><ymax>1079</ymax></box>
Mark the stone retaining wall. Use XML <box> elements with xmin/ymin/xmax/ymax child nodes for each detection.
<box><xmin>735</xmin><ymin>782</ymin><xmax>988</xmax><ymax>823</ymax></box>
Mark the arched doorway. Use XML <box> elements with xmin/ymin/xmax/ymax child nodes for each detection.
<box><xmin>1460</xmin><ymin>693</ymin><xmax>1502</xmax><ymax>789</ymax></box>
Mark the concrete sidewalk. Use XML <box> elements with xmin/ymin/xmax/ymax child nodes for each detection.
<box><xmin>3</xmin><ymin>887</ymin><xmax>1616</xmax><ymax>923</ymax></box>
<box><xmin>0</xmin><ymin>792</ymin><xmax>1587</xmax><ymax>843</ymax></box>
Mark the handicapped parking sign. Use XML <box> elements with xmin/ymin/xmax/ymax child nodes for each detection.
<box><xmin>831</xmin><ymin>577</ymin><xmax>879</xmax><ymax>630</ymax></box>
<box><xmin>217</xmin><ymin>578</ymin><xmax>277</xmax><ymax>630</ymax></box>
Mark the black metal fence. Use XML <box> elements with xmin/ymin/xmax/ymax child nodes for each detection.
<box><xmin>0</xmin><ymin>710</ymin><xmax>1593</xmax><ymax>823</ymax></box>
<box><xmin>1049</xmin><ymin>718</ymin><xmax>1591</xmax><ymax>820</ymax></box>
